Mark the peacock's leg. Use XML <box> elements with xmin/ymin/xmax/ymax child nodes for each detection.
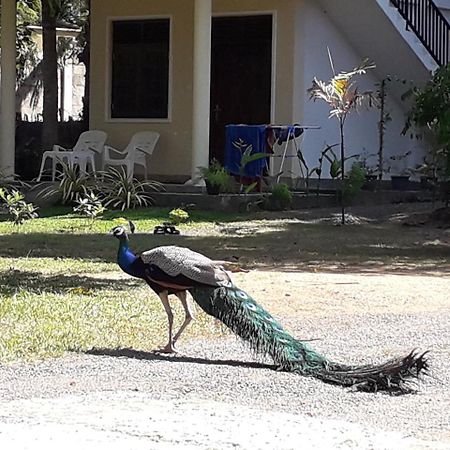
<box><xmin>172</xmin><ymin>291</ymin><xmax>195</xmax><ymax>345</ymax></box>
<box><xmin>157</xmin><ymin>291</ymin><xmax>176</xmax><ymax>353</ymax></box>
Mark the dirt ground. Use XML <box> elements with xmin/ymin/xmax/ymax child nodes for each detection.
<box><xmin>1</xmin><ymin>202</ymin><xmax>449</xmax><ymax>449</ymax></box>
<box><xmin>180</xmin><ymin>202</ymin><xmax>450</xmax><ymax>274</ymax></box>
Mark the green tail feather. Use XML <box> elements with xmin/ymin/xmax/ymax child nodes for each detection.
<box><xmin>190</xmin><ymin>284</ymin><xmax>429</xmax><ymax>394</ymax></box>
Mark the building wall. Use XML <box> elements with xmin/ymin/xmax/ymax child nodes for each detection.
<box><xmin>435</xmin><ymin>0</ymin><xmax>450</xmax><ymax>22</ymax></box>
<box><xmin>90</xmin><ymin>0</ymin><xmax>428</xmax><ymax>181</ymax></box>
<box><xmin>90</xmin><ymin>0</ymin><xmax>195</xmax><ymax>179</ymax></box>
<box><xmin>90</xmin><ymin>0</ymin><xmax>298</xmax><ymax>180</ymax></box>
<box><xmin>289</xmin><ymin>0</ymin><xmax>427</xmax><ymax>180</ymax></box>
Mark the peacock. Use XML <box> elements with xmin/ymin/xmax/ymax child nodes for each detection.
<box><xmin>111</xmin><ymin>224</ymin><xmax>429</xmax><ymax>394</ymax></box>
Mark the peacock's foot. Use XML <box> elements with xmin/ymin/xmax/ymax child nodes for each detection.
<box><xmin>156</xmin><ymin>343</ymin><xmax>177</xmax><ymax>354</ymax></box>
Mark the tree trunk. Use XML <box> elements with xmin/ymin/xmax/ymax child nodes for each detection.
<box><xmin>378</xmin><ymin>79</ymin><xmax>386</xmax><ymax>180</ymax></box>
<box><xmin>41</xmin><ymin>0</ymin><xmax>59</xmax><ymax>150</ymax></box>
<box><xmin>340</xmin><ymin>119</ymin><xmax>345</xmax><ymax>225</ymax></box>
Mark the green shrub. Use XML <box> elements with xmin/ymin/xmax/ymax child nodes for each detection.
<box><xmin>264</xmin><ymin>183</ymin><xmax>292</xmax><ymax>211</ymax></box>
<box><xmin>73</xmin><ymin>191</ymin><xmax>106</xmax><ymax>228</ymax></box>
<box><xmin>169</xmin><ymin>208</ymin><xmax>190</xmax><ymax>225</ymax></box>
<box><xmin>0</xmin><ymin>188</ymin><xmax>38</xmax><ymax>226</ymax></box>
<box><xmin>405</xmin><ymin>64</ymin><xmax>450</xmax><ymax>181</ymax></box>
<box><xmin>342</xmin><ymin>162</ymin><xmax>366</xmax><ymax>202</ymax></box>
<box><xmin>199</xmin><ymin>159</ymin><xmax>231</xmax><ymax>193</ymax></box>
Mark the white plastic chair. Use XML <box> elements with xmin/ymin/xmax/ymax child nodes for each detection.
<box><xmin>37</xmin><ymin>130</ymin><xmax>107</xmax><ymax>181</ymax></box>
<box><xmin>103</xmin><ymin>131</ymin><xmax>160</xmax><ymax>180</ymax></box>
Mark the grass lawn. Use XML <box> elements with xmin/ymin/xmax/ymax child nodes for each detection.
<box><xmin>0</xmin><ymin>207</ymin><xmax>233</xmax><ymax>362</ymax></box>
<box><xmin>0</xmin><ymin>204</ymin><xmax>448</xmax><ymax>362</ymax></box>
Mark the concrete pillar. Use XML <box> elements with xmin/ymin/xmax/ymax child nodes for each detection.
<box><xmin>59</xmin><ymin>58</ymin><xmax>74</xmax><ymax>122</ymax></box>
<box><xmin>0</xmin><ymin>0</ymin><xmax>17</xmax><ymax>174</ymax></box>
<box><xmin>189</xmin><ymin>0</ymin><xmax>212</xmax><ymax>184</ymax></box>
<box><xmin>62</xmin><ymin>59</ymin><xmax>74</xmax><ymax>121</ymax></box>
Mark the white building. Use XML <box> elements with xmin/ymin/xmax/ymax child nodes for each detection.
<box><xmin>2</xmin><ymin>0</ymin><xmax>450</xmax><ymax>181</ymax></box>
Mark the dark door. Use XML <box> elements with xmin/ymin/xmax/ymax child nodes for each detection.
<box><xmin>209</xmin><ymin>15</ymin><xmax>273</xmax><ymax>163</ymax></box>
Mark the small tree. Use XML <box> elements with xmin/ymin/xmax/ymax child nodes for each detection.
<box><xmin>404</xmin><ymin>64</ymin><xmax>450</xmax><ymax>196</ymax></box>
<box><xmin>0</xmin><ymin>188</ymin><xmax>39</xmax><ymax>226</ymax></box>
<box><xmin>308</xmin><ymin>51</ymin><xmax>376</xmax><ymax>224</ymax></box>
<box><xmin>73</xmin><ymin>191</ymin><xmax>105</xmax><ymax>229</ymax></box>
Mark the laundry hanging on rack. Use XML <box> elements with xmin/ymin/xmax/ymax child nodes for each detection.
<box><xmin>270</xmin><ymin>124</ymin><xmax>305</xmax><ymax>145</ymax></box>
<box><xmin>225</xmin><ymin>124</ymin><xmax>310</xmax><ymax>178</ymax></box>
<box><xmin>224</xmin><ymin>124</ymin><xmax>270</xmax><ymax>177</ymax></box>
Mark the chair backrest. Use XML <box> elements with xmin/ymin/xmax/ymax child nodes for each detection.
<box><xmin>73</xmin><ymin>130</ymin><xmax>107</xmax><ymax>154</ymax></box>
<box><xmin>125</xmin><ymin>131</ymin><xmax>160</xmax><ymax>159</ymax></box>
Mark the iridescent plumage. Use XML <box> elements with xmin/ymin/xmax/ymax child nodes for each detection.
<box><xmin>112</xmin><ymin>226</ymin><xmax>429</xmax><ymax>393</ymax></box>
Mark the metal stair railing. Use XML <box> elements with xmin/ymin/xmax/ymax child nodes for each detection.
<box><xmin>390</xmin><ymin>0</ymin><xmax>450</xmax><ymax>66</ymax></box>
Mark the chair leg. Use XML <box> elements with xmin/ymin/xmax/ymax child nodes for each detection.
<box><xmin>77</xmin><ymin>156</ymin><xmax>88</xmax><ymax>176</ymax></box>
<box><xmin>37</xmin><ymin>155</ymin><xmax>48</xmax><ymax>182</ymax></box>
<box><xmin>58</xmin><ymin>155</ymin><xmax>72</xmax><ymax>178</ymax></box>
<box><xmin>52</xmin><ymin>157</ymin><xmax>57</xmax><ymax>181</ymax></box>
<box><xmin>126</xmin><ymin>161</ymin><xmax>134</xmax><ymax>181</ymax></box>
<box><xmin>89</xmin><ymin>155</ymin><xmax>96</xmax><ymax>177</ymax></box>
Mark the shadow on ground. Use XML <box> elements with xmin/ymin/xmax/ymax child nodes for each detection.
<box><xmin>84</xmin><ymin>347</ymin><xmax>276</xmax><ymax>371</ymax></box>
<box><xmin>1</xmin><ymin>218</ymin><xmax>449</xmax><ymax>276</ymax></box>
<box><xmin>0</xmin><ymin>269</ymin><xmax>139</xmax><ymax>296</ymax></box>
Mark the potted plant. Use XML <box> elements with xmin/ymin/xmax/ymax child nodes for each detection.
<box><xmin>263</xmin><ymin>183</ymin><xmax>293</xmax><ymax>211</ymax></box>
<box><xmin>387</xmin><ymin>151</ymin><xmax>412</xmax><ymax>190</ymax></box>
<box><xmin>356</xmin><ymin>152</ymin><xmax>379</xmax><ymax>190</ymax></box>
<box><xmin>341</xmin><ymin>162</ymin><xmax>366</xmax><ymax>203</ymax></box>
<box><xmin>390</xmin><ymin>172</ymin><xmax>412</xmax><ymax>190</ymax></box>
<box><xmin>199</xmin><ymin>159</ymin><xmax>231</xmax><ymax>195</ymax></box>
<box><xmin>414</xmin><ymin>156</ymin><xmax>438</xmax><ymax>189</ymax></box>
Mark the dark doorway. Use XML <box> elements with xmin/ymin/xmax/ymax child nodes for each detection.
<box><xmin>209</xmin><ymin>15</ymin><xmax>273</xmax><ymax>163</ymax></box>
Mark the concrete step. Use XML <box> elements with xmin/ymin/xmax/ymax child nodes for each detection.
<box><xmin>22</xmin><ymin>181</ymin><xmax>433</xmax><ymax>212</ymax></box>
<box><xmin>150</xmin><ymin>189</ymin><xmax>432</xmax><ymax>212</ymax></box>
<box><xmin>160</xmin><ymin>183</ymin><xmax>204</xmax><ymax>194</ymax></box>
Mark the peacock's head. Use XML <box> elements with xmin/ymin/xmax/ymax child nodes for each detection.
<box><xmin>111</xmin><ymin>225</ymin><xmax>128</xmax><ymax>240</ymax></box>
<box><xmin>111</xmin><ymin>221</ymin><xmax>135</xmax><ymax>240</ymax></box>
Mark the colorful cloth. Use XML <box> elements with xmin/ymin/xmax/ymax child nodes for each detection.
<box><xmin>224</xmin><ymin>125</ymin><xmax>269</xmax><ymax>177</ymax></box>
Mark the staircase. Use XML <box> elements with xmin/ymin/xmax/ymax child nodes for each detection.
<box><xmin>390</xmin><ymin>0</ymin><xmax>450</xmax><ymax>66</ymax></box>
<box><xmin>313</xmin><ymin>0</ymin><xmax>450</xmax><ymax>92</ymax></box>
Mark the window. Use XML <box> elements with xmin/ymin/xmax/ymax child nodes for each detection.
<box><xmin>111</xmin><ymin>18</ymin><xmax>170</xmax><ymax>119</ymax></box>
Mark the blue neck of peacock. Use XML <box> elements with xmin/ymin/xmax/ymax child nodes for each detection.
<box><xmin>117</xmin><ymin>237</ymin><xmax>140</xmax><ymax>277</ymax></box>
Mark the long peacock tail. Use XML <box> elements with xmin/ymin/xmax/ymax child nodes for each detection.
<box><xmin>189</xmin><ymin>284</ymin><xmax>429</xmax><ymax>394</ymax></box>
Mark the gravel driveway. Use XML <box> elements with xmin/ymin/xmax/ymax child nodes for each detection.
<box><xmin>1</xmin><ymin>270</ymin><xmax>449</xmax><ymax>449</ymax></box>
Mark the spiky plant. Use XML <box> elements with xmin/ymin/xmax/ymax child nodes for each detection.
<box><xmin>308</xmin><ymin>50</ymin><xmax>376</xmax><ymax>224</ymax></box>
<box><xmin>99</xmin><ymin>167</ymin><xmax>163</xmax><ymax>211</ymax></box>
<box><xmin>37</xmin><ymin>162</ymin><xmax>95</xmax><ymax>205</ymax></box>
